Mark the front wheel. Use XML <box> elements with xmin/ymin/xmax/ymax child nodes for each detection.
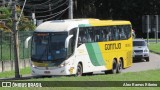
<box><xmin>76</xmin><ymin>63</ymin><xmax>83</xmax><ymax>76</ymax></box>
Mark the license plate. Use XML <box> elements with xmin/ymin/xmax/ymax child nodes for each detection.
<box><xmin>44</xmin><ymin>71</ymin><xmax>50</xmax><ymax>74</ymax></box>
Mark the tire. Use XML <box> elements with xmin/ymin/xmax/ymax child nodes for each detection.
<box><xmin>111</xmin><ymin>59</ymin><xmax>117</xmax><ymax>74</ymax></box>
<box><xmin>145</xmin><ymin>57</ymin><xmax>150</xmax><ymax>62</ymax></box>
<box><xmin>76</xmin><ymin>63</ymin><xmax>83</xmax><ymax>76</ymax></box>
<box><xmin>117</xmin><ymin>59</ymin><xmax>123</xmax><ymax>73</ymax></box>
<box><xmin>104</xmin><ymin>70</ymin><xmax>110</xmax><ymax>74</ymax></box>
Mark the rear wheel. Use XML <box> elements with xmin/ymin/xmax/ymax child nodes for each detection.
<box><xmin>117</xmin><ymin>59</ymin><xmax>123</xmax><ymax>73</ymax></box>
<box><xmin>76</xmin><ymin>63</ymin><xmax>83</xmax><ymax>76</ymax></box>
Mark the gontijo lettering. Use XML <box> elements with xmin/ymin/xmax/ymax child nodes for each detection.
<box><xmin>105</xmin><ymin>43</ymin><xmax>121</xmax><ymax>50</ymax></box>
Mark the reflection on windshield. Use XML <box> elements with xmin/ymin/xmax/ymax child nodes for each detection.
<box><xmin>31</xmin><ymin>32</ymin><xmax>67</xmax><ymax>61</ymax></box>
<box><xmin>133</xmin><ymin>41</ymin><xmax>146</xmax><ymax>46</ymax></box>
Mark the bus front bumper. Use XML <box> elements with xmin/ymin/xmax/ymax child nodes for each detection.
<box><xmin>31</xmin><ymin>66</ymin><xmax>74</xmax><ymax>76</ymax></box>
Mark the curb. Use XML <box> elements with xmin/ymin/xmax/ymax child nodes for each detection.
<box><xmin>150</xmin><ymin>50</ymin><xmax>160</xmax><ymax>55</ymax></box>
<box><xmin>0</xmin><ymin>75</ymin><xmax>42</xmax><ymax>80</ymax></box>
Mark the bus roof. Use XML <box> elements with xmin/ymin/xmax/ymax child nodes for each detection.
<box><xmin>35</xmin><ymin>19</ymin><xmax>131</xmax><ymax>32</ymax></box>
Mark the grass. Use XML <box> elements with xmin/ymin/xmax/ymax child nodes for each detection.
<box><xmin>1</xmin><ymin>68</ymin><xmax>159</xmax><ymax>81</ymax></box>
<box><xmin>1</xmin><ymin>69</ymin><xmax>160</xmax><ymax>90</ymax></box>
<box><xmin>30</xmin><ymin>69</ymin><xmax>160</xmax><ymax>81</ymax></box>
<box><xmin>148</xmin><ymin>42</ymin><xmax>160</xmax><ymax>53</ymax></box>
<box><xmin>0</xmin><ymin>67</ymin><xmax>31</xmax><ymax>78</ymax></box>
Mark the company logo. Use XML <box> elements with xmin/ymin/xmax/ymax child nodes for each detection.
<box><xmin>105</xmin><ymin>43</ymin><xmax>121</xmax><ymax>50</ymax></box>
<box><xmin>2</xmin><ymin>82</ymin><xmax>11</xmax><ymax>87</ymax></box>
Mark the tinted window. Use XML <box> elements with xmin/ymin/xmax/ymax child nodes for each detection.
<box><xmin>78</xmin><ymin>25</ymin><xmax>131</xmax><ymax>47</ymax></box>
<box><xmin>133</xmin><ymin>41</ymin><xmax>146</xmax><ymax>46</ymax></box>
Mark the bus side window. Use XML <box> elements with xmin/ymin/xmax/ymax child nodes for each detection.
<box><xmin>86</xmin><ymin>28</ymin><xmax>94</xmax><ymax>43</ymax></box>
<box><xmin>78</xmin><ymin>28</ymin><xmax>85</xmax><ymax>46</ymax></box>
<box><xmin>81</xmin><ymin>30</ymin><xmax>86</xmax><ymax>43</ymax></box>
<box><xmin>101</xmin><ymin>28</ymin><xmax>107</xmax><ymax>41</ymax></box>
<box><xmin>125</xmin><ymin>26</ymin><xmax>131</xmax><ymax>39</ymax></box>
<box><xmin>68</xmin><ymin>28</ymin><xmax>77</xmax><ymax>55</ymax></box>
<box><xmin>78</xmin><ymin>30</ymin><xmax>82</xmax><ymax>47</ymax></box>
<box><xmin>114</xmin><ymin>26</ymin><xmax>120</xmax><ymax>40</ymax></box>
<box><xmin>88</xmin><ymin>27</ymin><xmax>94</xmax><ymax>42</ymax></box>
<box><xmin>104</xmin><ymin>27</ymin><xmax>110</xmax><ymax>41</ymax></box>
<box><xmin>68</xmin><ymin>37</ymin><xmax>73</xmax><ymax>56</ymax></box>
<box><xmin>95</xmin><ymin>32</ymin><xmax>98</xmax><ymax>42</ymax></box>
<box><xmin>99</xmin><ymin>28</ymin><xmax>105</xmax><ymax>42</ymax></box>
<box><xmin>120</xmin><ymin>26</ymin><xmax>127</xmax><ymax>40</ymax></box>
<box><xmin>110</xmin><ymin>26</ymin><xmax>116</xmax><ymax>41</ymax></box>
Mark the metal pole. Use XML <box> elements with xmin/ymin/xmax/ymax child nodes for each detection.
<box><xmin>68</xmin><ymin>0</ymin><xmax>73</xmax><ymax>19</ymax></box>
<box><xmin>49</xmin><ymin>4</ymin><xmax>52</xmax><ymax>14</ymax></box>
<box><xmin>0</xmin><ymin>31</ymin><xmax>2</xmax><ymax>61</ymax></box>
<box><xmin>156</xmin><ymin>15</ymin><xmax>159</xmax><ymax>43</ymax></box>
<box><xmin>12</xmin><ymin>1</ymin><xmax>20</xmax><ymax>78</ymax></box>
<box><xmin>147</xmin><ymin>15</ymin><xmax>150</xmax><ymax>43</ymax></box>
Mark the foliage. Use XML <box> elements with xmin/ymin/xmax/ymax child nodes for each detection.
<box><xmin>0</xmin><ymin>67</ymin><xmax>31</xmax><ymax>78</ymax></box>
<box><xmin>0</xmin><ymin>6</ymin><xmax>35</xmax><ymax>32</ymax></box>
<box><xmin>73</xmin><ymin>0</ymin><xmax>160</xmax><ymax>19</ymax></box>
<box><xmin>0</xmin><ymin>7</ymin><xmax>11</xmax><ymax>19</ymax></box>
<box><xmin>18</xmin><ymin>16</ymin><xmax>36</xmax><ymax>31</ymax></box>
<box><xmin>73</xmin><ymin>0</ymin><xmax>160</xmax><ymax>37</ymax></box>
<box><xmin>148</xmin><ymin>42</ymin><xmax>160</xmax><ymax>53</ymax></box>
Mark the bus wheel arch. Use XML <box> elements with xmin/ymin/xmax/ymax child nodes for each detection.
<box><xmin>76</xmin><ymin>62</ymin><xmax>83</xmax><ymax>76</ymax></box>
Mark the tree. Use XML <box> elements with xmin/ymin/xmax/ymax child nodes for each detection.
<box><xmin>0</xmin><ymin>6</ymin><xmax>35</xmax><ymax>32</ymax></box>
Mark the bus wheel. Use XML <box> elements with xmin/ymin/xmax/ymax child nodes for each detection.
<box><xmin>117</xmin><ymin>59</ymin><xmax>123</xmax><ymax>73</ymax></box>
<box><xmin>76</xmin><ymin>63</ymin><xmax>83</xmax><ymax>76</ymax></box>
<box><xmin>111</xmin><ymin>59</ymin><xmax>117</xmax><ymax>74</ymax></box>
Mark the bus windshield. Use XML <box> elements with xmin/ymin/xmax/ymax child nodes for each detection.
<box><xmin>31</xmin><ymin>32</ymin><xmax>68</xmax><ymax>61</ymax></box>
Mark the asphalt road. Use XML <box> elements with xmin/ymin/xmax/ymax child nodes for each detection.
<box><xmin>123</xmin><ymin>53</ymin><xmax>160</xmax><ymax>73</ymax></box>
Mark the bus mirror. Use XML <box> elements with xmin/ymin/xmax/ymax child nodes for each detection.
<box><xmin>65</xmin><ymin>35</ymin><xmax>73</xmax><ymax>48</ymax></box>
<box><xmin>25</xmin><ymin>36</ymin><xmax>32</xmax><ymax>48</ymax></box>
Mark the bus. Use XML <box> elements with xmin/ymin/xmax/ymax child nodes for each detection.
<box><xmin>25</xmin><ymin>19</ymin><xmax>133</xmax><ymax>76</ymax></box>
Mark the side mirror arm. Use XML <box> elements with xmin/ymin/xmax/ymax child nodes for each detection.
<box><xmin>25</xmin><ymin>36</ymin><xmax>32</xmax><ymax>48</ymax></box>
<box><xmin>65</xmin><ymin>35</ymin><xmax>73</xmax><ymax>48</ymax></box>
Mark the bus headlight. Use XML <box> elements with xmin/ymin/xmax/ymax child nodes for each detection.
<box><xmin>32</xmin><ymin>64</ymin><xmax>37</xmax><ymax>68</ymax></box>
<box><xmin>59</xmin><ymin>61</ymin><xmax>69</xmax><ymax>68</ymax></box>
<box><xmin>60</xmin><ymin>64</ymin><xmax>65</xmax><ymax>67</ymax></box>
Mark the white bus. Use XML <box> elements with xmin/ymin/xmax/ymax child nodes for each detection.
<box><xmin>25</xmin><ymin>19</ymin><xmax>133</xmax><ymax>76</ymax></box>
